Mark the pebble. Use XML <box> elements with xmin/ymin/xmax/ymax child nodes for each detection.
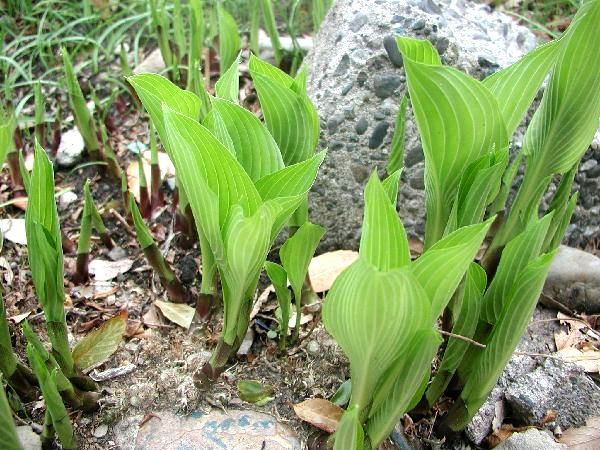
<box><xmin>369</xmin><ymin>121</ymin><xmax>390</xmax><ymax>149</ymax></box>
<box><xmin>93</xmin><ymin>424</ymin><xmax>109</xmax><ymax>438</ymax></box>
<box><xmin>373</xmin><ymin>73</ymin><xmax>403</xmax><ymax>99</ymax></box>
<box><xmin>355</xmin><ymin>117</ymin><xmax>369</xmax><ymax>135</ymax></box>
<box><xmin>59</xmin><ymin>191</ymin><xmax>78</xmax><ymax>208</ymax></box>
<box><xmin>383</xmin><ymin>35</ymin><xmax>403</xmax><ymax>68</ymax></box>
<box><xmin>306</xmin><ymin>340</ymin><xmax>320</xmax><ymax>355</ymax></box>
<box><xmin>55</xmin><ymin>128</ymin><xmax>85</xmax><ymax>168</ymax></box>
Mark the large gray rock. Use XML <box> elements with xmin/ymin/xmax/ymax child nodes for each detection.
<box><xmin>306</xmin><ymin>0</ymin><xmax>537</xmax><ymax>250</ymax></box>
<box><xmin>543</xmin><ymin>245</ymin><xmax>600</xmax><ymax>314</ymax></box>
<box><xmin>497</xmin><ymin>428</ymin><xmax>566</xmax><ymax>450</ymax></box>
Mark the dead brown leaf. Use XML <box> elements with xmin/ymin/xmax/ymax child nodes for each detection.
<box><xmin>308</xmin><ymin>250</ymin><xmax>359</xmax><ymax>293</ymax></box>
<box><xmin>559</xmin><ymin>416</ymin><xmax>600</xmax><ymax>449</ymax></box>
<box><xmin>293</xmin><ymin>398</ymin><xmax>344</xmax><ymax>433</ymax></box>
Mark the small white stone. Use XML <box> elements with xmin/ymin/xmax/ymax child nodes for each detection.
<box><xmin>93</xmin><ymin>423</ymin><xmax>109</xmax><ymax>438</ymax></box>
<box><xmin>56</xmin><ymin>128</ymin><xmax>85</xmax><ymax>168</ymax></box>
<box><xmin>59</xmin><ymin>191</ymin><xmax>78</xmax><ymax>208</ymax></box>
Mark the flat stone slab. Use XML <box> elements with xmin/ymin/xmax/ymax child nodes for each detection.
<box><xmin>116</xmin><ymin>410</ymin><xmax>300</xmax><ymax>450</ymax></box>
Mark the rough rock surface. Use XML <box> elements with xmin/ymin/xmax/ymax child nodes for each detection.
<box><xmin>465</xmin><ymin>306</ymin><xmax>600</xmax><ymax>444</ymax></box>
<box><xmin>113</xmin><ymin>409</ymin><xmax>300</xmax><ymax>450</ymax></box>
<box><xmin>305</xmin><ymin>0</ymin><xmax>537</xmax><ymax>250</ymax></box>
<box><xmin>305</xmin><ymin>0</ymin><xmax>598</xmax><ymax>251</ymax></box>
<box><xmin>505</xmin><ymin>359</ymin><xmax>600</xmax><ymax>428</ymax></box>
<box><xmin>543</xmin><ymin>245</ymin><xmax>600</xmax><ymax>314</ymax></box>
<box><xmin>496</xmin><ymin>428</ymin><xmax>566</xmax><ymax>450</ymax></box>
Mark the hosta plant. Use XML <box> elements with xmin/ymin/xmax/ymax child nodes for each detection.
<box><xmin>128</xmin><ymin>55</ymin><xmax>324</xmax><ymax>382</ymax></box>
<box><xmin>0</xmin><ymin>290</ymin><xmax>37</xmax><ymax>402</ymax></box>
<box><xmin>129</xmin><ymin>193</ymin><xmax>193</xmax><ymax>307</ymax></box>
<box><xmin>325</xmin><ymin>0</ymin><xmax>599</xmax><ymax>447</ymax></box>
<box><xmin>0</xmin><ymin>374</ymin><xmax>21</xmax><ymax>450</ymax></box>
<box><xmin>74</xmin><ymin>180</ymin><xmax>114</xmax><ymax>283</ymax></box>
<box><xmin>265</xmin><ymin>220</ymin><xmax>324</xmax><ymax>349</ymax></box>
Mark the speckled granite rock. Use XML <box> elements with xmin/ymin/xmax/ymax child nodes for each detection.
<box><xmin>306</xmin><ymin>0</ymin><xmax>537</xmax><ymax>250</ymax></box>
<box><xmin>305</xmin><ymin>0</ymin><xmax>598</xmax><ymax>251</ymax></box>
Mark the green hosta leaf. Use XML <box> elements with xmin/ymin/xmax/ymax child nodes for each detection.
<box><xmin>544</xmin><ymin>164</ymin><xmax>578</xmax><ymax>252</ymax></box>
<box><xmin>387</xmin><ymin>95</ymin><xmax>408</xmax><ymax>175</ymax></box>
<box><xmin>0</xmin><ymin>108</ymin><xmax>16</xmax><ymax>165</ymax></box>
<box><xmin>396</xmin><ymin>37</ymin><xmax>441</xmax><ymax>65</ymax></box>
<box><xmin>78</xmin><ymin>180</ymin><xmax>93</xmax><ymax>255</ymax></box>
<box><xmin>264</xmin><ymin>261</ymin><xmax>291</xmax><ymax>333</ymax></box>
<box><xmin>259</xmin><ymin>0</ymin><xmax>283</xmax><ymax>65</ymax></box>
<box><xmin>334</xmin><ymin>405</ymin><xmax>364</xmax><ymax>450</ymax></box>
<box><xmin>249</xmin><ymin>55</ymin><xmax>319</xmax><ymax>166</ymax></box>
<box><xmin>217</xmin><ymin>5</ymin><xmax>240</xmax><ymax>74</ymax></box>
<box><xmin>323</xmin><ymin>259</ymin><xmax>430</xmax><ymax>408</ymax></box>
<box><xmin>71</xmin><ymin>310</ymin><xmax>127</xmax><ymax>371</ymax></box>
<box><xmin>412</xmin><ymin>217</ymin><xmax>493</xmax><ymax>322</ymax></box>
<box><xmin>255</xmin><ymin>152</ymin><xmax>326</xmax><ymax>201</ymax></box>
<box><xmin>489</xmin><ymin>152</ymin><xmax>523</xmax><ymax>216</ymax></box>
<box><xmin>366</xmin><ymin>329</ymin><xmax>442</xmax><ymax>448</ymax></box>
<box><xmin>445</xmin><ymin>149</ymin><xmax>508</xmax><ymax>234</ymax></box>
<box><xmin>546</xmin><ymin>193</ymin><xmax>577</xmax><ymax>252</ymax></box>
<box><xmin>292</xmin><ymin>66</ymin><xmax>308</xmax><ymax>95</ymax></box>
<box><xmin>480</xmin><ymin>213</ymin><xmax>553</xmax><ymax>325</ymax></box>
<box><xmin>381</xmin><ymin>169</ymin><xmax>402</xmax><ymax>205</ymax></box>
<box><xmin>62</xmin><ymin>47</ymin><xmax>99</xmax><ymax>154</ymax></box>
<box><xmin>0</xmin><ymin>375</ymin><xmax>22</xmax><ymax>450</ymax></box>
<box><xmin>482</xmin><ymin>40</ymin><xmax>560</xmax><ymax>136</ymax></box>
<box><xmin>396</xmin><ymin>37</ymin><xmax>508</xmax><ymax>247</ymax></box>
<box><xmin>25</xmin><ymin>144</ymin><xmax>64</xmax><ymax>320</ymax></box>
<box><xmin>207</xmin><ymin>98</ymin><xmax>284</xmax><ymax>181</ymax></box>
<box><xmin>237</xmin><ymin>379</ymin><xmax>274</xmax><ymax>404</ymax></box>
<box><xmin>127</xmin><ymin>73</ymin><xmax>201</xmax><ymax>147</ymax></box>
<box><xmin>331</xmin><ymin>379</ymin><xmax>352</xmax><ymax>407</ymax></box>
<box><xmin>202</xmin><ymin>105</ymin><xmax>236</xmax><ymax>155</ymax></box>
<box><xmin>360</xmin><ymin>172</ymin><xmax>410</xmax><ymax>271</ymax></box>
<box><xmin>248</xmin><ymin>54</ymin><xmax>294</xmax><ymax>87</ymax></box>
<box><xmin>129</xmin><ymin>194</ymin><xmax>155</xmax><ymax>249</ymax></box>
<box><xmin>0</xmin><ymin>293</ymin><xmax>18</xmax><ymax>377</ymax></box>
<box><xmin>457</xmin><ymin>250</ymin><xmax>557</xmax><ymax>427</ymax></box>
<box><xmin>425</xmin><ymin>263</ymin><xmax>486</xmax><ymax>406</ymax></box>
<box><xmin>221</xmin><ymin>202</ymin><xmax>281</xmax><ymax>343</ymax></box>
<box><xmin>162</xmin><ymin>105</ymin><xmax>263</xmax><ymax>263</ymax></box>
<box><xmin>523</xmin><ymin>0</ymin><xmax>600</xmax><ymax>177</ymax></box>
<box><xmin>280</xmin><ymin>221</ymin><xmax>325</xmax><ymax>303</ymax></box>
<box><xmin>215</xmin><ymin>53</ymin><xmax>241</xmax><ymax>103</ymax></box>
<box><xmin>27</xmin><ymin>344</ymin><xmax>76</xmax><ymax>449</ymax></box>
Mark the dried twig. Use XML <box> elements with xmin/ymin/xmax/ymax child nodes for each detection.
<box><xmin>438</xmin><ymin>330</ymin><xmax>486</xmax><ymax>348</ymax></box>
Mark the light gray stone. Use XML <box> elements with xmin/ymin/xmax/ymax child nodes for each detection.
<box><xmin>305</xmin><ymin>0</ymin><xmax>538</xmax><ymax>250</ymax></box>
<box><xmin>93</xmin><ymin>423</ymin><xmax>109</xmax><ymax>438</ymax></box>
<box><xmin>56</xmin><ymin>128</ymin><xmax>85</xmax><ymax>168</ymax></box>
<box><xmin>59</xmin><ymin>191</ymin><xmax>78</xmax><ymax>208</ymax></box>
<box><xmin>115</xmin><ymin>410</ymin><xmax>300</xmax><ymax>450</ymax></box>
<box><xmin>497</xmin><ymin>428</ymin><xmax>566</xmax><ymax>450</ymax></box>
<box><xmin>505</xmin><ymin>359</ymin><xmax>600</xmax><ymax>429</ymax></box>
<box><xmin>16</xmin><ymin>426</ymin><xmax>42</xmax><ymax>450</ymax></box>
<box><xmin>543</xmin><ymin>246</ymin><xmax>600</xmax><ymax>313</ymax></box>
